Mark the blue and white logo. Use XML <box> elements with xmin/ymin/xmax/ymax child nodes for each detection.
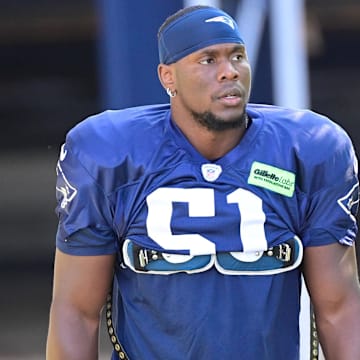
<box><xmin>201</xmin><ymin>163</ymin><xmax>222</xmax><ymax>182</ymax></box>
<box><xmin>56</xmin><ymin>162</ymin><xmax>78</xmax><ymax>209</ymax></box>
<box><xmin>337</xmin><ymin>183</ymin><xmax>359</xmax><ymax>221</ymax></box>
<box><xmin>205</xmin><ymin>15</ymin><xmax>235</xmax><ymax>30</ymax></box>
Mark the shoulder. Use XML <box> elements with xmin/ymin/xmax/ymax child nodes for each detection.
<box><xmin>247</xmin><ymin>103</ymin><xmax>354</xmax><ymax>156</ymax></box>
<box><xmin>66</xmin><ymin>104</ymin><xmax>171</xmax><ymax>165</ymax></box>
<box><xmin>69</xmin><ymin>103</ymin><xmax>170</xmax><ymax>145</ymax></box>
<box><xmin>248</xmin><ymin>103</ymin><xmax>342</xmax><ymax>131</ymax></box>
<box><xmin>246</xmin><ymin>104</ymin><xmax>358</xmax><ymax>192</ymax></box>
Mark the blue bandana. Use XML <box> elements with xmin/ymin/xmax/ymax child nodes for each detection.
<box><xmin>158</xmin><ymin>7</ymin><xmax>245</xmax><ymax>65</ymax></box>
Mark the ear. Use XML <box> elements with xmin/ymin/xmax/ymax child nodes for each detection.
<box><xmin>157</xmin><ymin>63</ymin><xmax>175</xmax><ymax>90</ymax></box>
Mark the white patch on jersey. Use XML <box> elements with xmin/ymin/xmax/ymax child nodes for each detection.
<box><xmin>205</xmin><ymin>15</ymin><xmax>235</xmax><ymax>30</ymax></box>
<box><xmin>201</xmin><ymin>163</ymin><xmax>222</xmax><ymax>182</ymax></box>
<box><xmin>56</xmin><ymin>162</ymin><xmax>78</xmax><ymax>209</ymax></box>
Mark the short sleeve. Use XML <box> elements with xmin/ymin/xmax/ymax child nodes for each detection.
<box><xmin>300</xmin><ymin>138</ymin><xmax>359</xmax><ymax>247</ymax></box>
<box><xmin>55</xmin><ymin>141</ymin><xmax>118</xmax><ymax>256</ymax></box>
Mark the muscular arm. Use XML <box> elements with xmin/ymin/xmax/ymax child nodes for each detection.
<box><xmin>46</xmin><ymin>249</ymin><xmax>115</xmax><ymax>360</ymax></box>
<box><xmin>303</xmin><ymin>242</ymin><xmax>360</xmax><ymax>360</ymax></box>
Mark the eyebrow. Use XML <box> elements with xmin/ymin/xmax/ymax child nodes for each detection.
<box><xmin>198</xmin><ymin>44</ymin><xmax>245</xmax><ymax>56</ymax></box>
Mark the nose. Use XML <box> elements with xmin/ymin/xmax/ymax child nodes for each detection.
<box><xmin>217</xmin><ymin>60</ymin><xmax>239</xmax><ymax>81</ymax></box>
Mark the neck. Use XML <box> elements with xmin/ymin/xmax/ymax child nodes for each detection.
<box><xmin>172</xmin><ymin>112</ymin><xmax>248</xmax><ymax>161</ymax></box>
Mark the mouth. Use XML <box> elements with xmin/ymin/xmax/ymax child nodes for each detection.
<box><xmin>216</xmin><ymin>88</ymin><xmax>243</xmax><ymax>106</ymax></box>
<box><xmin>217</xmin><ymin>87</ymin><xmax>242</xmax><ymax>98</ymax></box>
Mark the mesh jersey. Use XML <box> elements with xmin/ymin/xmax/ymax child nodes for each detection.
<box><xmin>55</xmin><ymin>103</ymin><xmax>359</xmax><ymax>360</ymax></box>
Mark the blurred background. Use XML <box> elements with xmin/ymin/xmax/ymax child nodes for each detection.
<box><xmin>0</xmin><ymin>0</ymin><xmax>359</xmax><ymax>359</ymax></box>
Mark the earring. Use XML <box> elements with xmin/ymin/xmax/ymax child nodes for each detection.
<box><xmin>166</xmin><ymin>88</ymin><xmax>177</xmax><ymax>98</ymax></box>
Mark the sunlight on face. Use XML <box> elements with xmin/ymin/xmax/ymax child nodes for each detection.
<box><xmin>172</xmin><ymin>43</ymin><xmax>251</xmax><ymax>131</ymax></box>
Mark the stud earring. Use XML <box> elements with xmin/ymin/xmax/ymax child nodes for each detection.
<box><xmin>166</xmin><ymin>88</ymin><xmax>177</xmax><ymax>98</ymax></box>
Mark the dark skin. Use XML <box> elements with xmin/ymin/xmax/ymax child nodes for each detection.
<box><xmin>47</xmin><ymin>42</ymin><xmax>360</xmax><ymax>359</ymax></box>
<box><xmin>47</xmin><ymin>251</ymin><xmax>115</xmax><ymax>360</ymax></box>
<box><xmin>158</xmin><ymin>43</ymin><xmax>251</xmax><ymax>160</ymax></box>
<box><xmin>303</xmin><ymin>243</ymin><xmax>360</xmax><ymax>359</ymax></box>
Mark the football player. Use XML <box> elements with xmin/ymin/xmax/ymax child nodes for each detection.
<box><xmin>47</xmin><ymin>5</ymin><xmax>360</xmax><ymax>360</ymax></box>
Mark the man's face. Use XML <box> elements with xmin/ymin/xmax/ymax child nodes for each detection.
<box><xmin>172</xmin><ymin>43</ymin><xmax>251</xmax><ymax>130</ymax></box>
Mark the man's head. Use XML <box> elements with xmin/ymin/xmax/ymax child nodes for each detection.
<box><xmin>157</xmin><ymin>6</ymin><xmax>251</xmax><ymax>132</ymax></box>
<box><xmin>158</xmin><ymin>5</ymin><xmax>244</xmax><ymax>65</ymax></box>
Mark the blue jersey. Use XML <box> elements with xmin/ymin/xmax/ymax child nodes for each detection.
<box><xmin>55</xmin><ymin>103</ymin><xmax>359</xmax><ymax>360</ymax></box>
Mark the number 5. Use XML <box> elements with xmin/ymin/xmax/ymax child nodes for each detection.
<box><xmin>146</xmin><ymin>187</ymin><xmax>267</xmax><ymax>255</ymax></box>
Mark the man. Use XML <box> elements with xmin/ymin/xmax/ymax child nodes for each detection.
<box><xmin>46</xmin><ymin>5</ymin><xmax>360</xmax><ymax>360</ymax></box>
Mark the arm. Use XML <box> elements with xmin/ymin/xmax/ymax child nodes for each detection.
<box><xmin>46</xmin><ymin>249</ymin><xmax>115</xmax><ymax>360</ymax></box>
<box><xmin>303</xmin><ymin>242</ymin><xmax>360</xmax><ymax>360</ymax></box>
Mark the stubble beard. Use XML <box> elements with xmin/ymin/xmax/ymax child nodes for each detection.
<box><xmin>190</xmin><ymin>109</ymin><xmax>247</xmax><ymax>132</ymax></box>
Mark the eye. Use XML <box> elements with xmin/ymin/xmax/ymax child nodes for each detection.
<box><xmin>199</xmin><ymin>57</ymin><xmax>215</xmax><ymax>65</ymax></box>
<box><xmin>232</xmin><ymin>53</ymin><xmax>244</xmax><ymax>62</ymax></box>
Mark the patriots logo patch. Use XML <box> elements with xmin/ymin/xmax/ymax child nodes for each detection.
<box><xmin>337</xmin><ymin>183</ymin><xmax>359</xmax><ymax>221</ymax></box>
<box><xmin>205</xmin><ymin>16</ymin><xmax>235</xmax><ymax>30</ymax></box>
<box><xmin>56</xmin><ymin>162</ymin><xmax>78</xmax><ymax>209</ymax></box>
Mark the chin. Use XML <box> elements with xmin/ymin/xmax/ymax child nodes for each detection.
<box><xmin>192</xmin><ymin>109</ymin><xmax>246</xmax><ymax>132</ymax></box>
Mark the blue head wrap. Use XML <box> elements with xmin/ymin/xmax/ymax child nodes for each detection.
<box><xmin>158</xmin><ymin>7</ymin><xmax>245</xmax><ymax>65</ymax></box>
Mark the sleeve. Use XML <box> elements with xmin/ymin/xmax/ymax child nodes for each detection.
<box><xmin>300</xmin><ymin>133</ymin><xmax>359</xmax><ymax>248</ymax></box>
<box><xmin>55</xmin><ymin>141</ymin><xmax>118</xmax><ymax>256</ymax></box>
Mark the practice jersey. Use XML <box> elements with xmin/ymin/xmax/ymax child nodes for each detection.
<box><xmin>55</xmin><ymin>103</ymin><xmax>359</xmax><ymax>360</ymax></box>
